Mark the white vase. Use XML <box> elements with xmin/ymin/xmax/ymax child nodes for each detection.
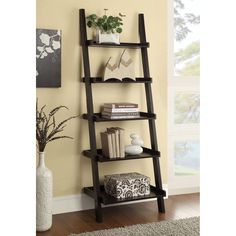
<box><xmin>36</xmin><ymin>152</ymin><xmax>53</xmax><ymax>232</ymax></box>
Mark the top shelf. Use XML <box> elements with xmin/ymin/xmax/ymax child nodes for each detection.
<box><xmin>86</xmin><ymin>40</ymin><xmax>149</xmax><ymax>49</ymax></box>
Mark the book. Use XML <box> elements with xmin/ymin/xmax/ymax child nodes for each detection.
<box><xmin>103</xmin><ymin>107</ymin><xmax>139</xmax><ymax>113</ymax></box>
<box><xmin>102</xmin><ymin>115</ymin><xmax>140</xmax><ymax>119</ymax></box>
<box><xmin>107</xmin><ymin>130</ymin><xmax>116</xmax><ymax>157</ymax></box>
<box><xmin>104</xmin><ymin>103</ymin><xmax>138</xmax><ymax>108</ymax></box>
<box><xmin>102</xmin><ymin>111</ymin><xmax>140</xmax><ymax>117</ymax></box>
<box><xmin>100</xmin><ymin>132</ymin><xmax>113</xmax><ymax>158</ymax></box>
<box><xmin>114</xmin><ymin>127</ymin><xmax>125</xmax><ymax>158</ymax></box>
<box><xmin>107</xmin><ymin>128</ymin><xmax>119</xmax><ymax>158</ymax></box>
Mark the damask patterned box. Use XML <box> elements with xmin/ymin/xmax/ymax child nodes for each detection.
<box><xmin>104</xmin><ymin>172</ymin><xmax>150</xmax><ymax>199</ymax></box>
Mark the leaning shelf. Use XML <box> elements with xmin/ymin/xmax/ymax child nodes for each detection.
<box><xmin>83</xmin><ymin>147</ymin><xmax>160</xmax><ymax>162</ymax></box>
<box><xmin>82</xmin><ymin>112</ymin><xmax>156</xmax><ymax>122</ymax></box>
<box><xmin>83</xmin><ymin>185</ymin><xmax>166</xmax><ymax>205</ymax></box>
<box><xmin>82</xmin><ymin>77</ymin><xmax>152</xmax><ymax>83</ymax></box>
<box><xmin>86</xmin><ymin>40</ymin><xmax>149</xmax><ymax>49</ymax></box>
<box><xmin>79</xmin><ymin>8</ymin><xmax>165</xmax><ymax>222</ymax></box>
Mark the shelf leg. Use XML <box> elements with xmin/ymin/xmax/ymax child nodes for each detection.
<box><xmin>152</xmin><ymin>156</ymin><xmax>166</xmax><ymax>213</ymax></box>
<box><xmin>139</xmin><ymin>13</ymin><xmax>166</xmax><ymax>215</ymax></box>
<box><xmin>95</xmin><ymin>205</ymin><xmax>103</xmax><ymax>223</ymax></box>
<box><xmin>80</xmin><ymin>9</ymin><xmax>103</xmax><ymax>223</ymax></box>
<box><xmin>91</xmin><ymin>159</ymin><xmax>103</xmax><ymax>223</ymax></box>
<box><xmin>157</xmin><ymin>197</ymin><xmax>165</xmax><ymax>213</ymax></box>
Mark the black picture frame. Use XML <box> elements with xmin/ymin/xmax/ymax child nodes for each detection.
<box><xmin>36</xmin><ymin>29</ymin><xmax>61</xmax><ymax>88</ymax></box>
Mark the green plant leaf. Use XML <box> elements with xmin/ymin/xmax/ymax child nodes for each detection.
<box><xmin>86</xmin><ymin>13</ymin><xmax>124</xmax><ymax>33</ymax></box>
<box><xmin>116</xmin><ymin>28</ymin><xmax>122</xmax><ymax>33</ymax></box>
<box><xmin>103</xmin><ymin>23</ymin><xmax>108</xmax><ymax>32</ymax></box>
<box><xmin>87</xmin><ymin>21</ymin><xmax>92</xmax><ymax>28</ymax></box>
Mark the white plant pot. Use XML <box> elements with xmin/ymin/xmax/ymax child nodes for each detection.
<box><xmin>36</xmin><ymin>152</ymin><xmax>53</xmax><ymax>232</ymax></box>
<box><xmin>96</xmin><ymin>30</ymin><xmax>120</xmax><ymax>44</ymax></box>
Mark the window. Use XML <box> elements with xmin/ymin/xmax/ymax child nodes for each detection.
<box><xmin>168</xmin><ymin>0</ymin><xmax>200</xmax><ymax>192</ymax></box>
<box><xmin>174</xmin><ymin>0</ymin><xmax>200</xmax><ymax>77</ymax></box>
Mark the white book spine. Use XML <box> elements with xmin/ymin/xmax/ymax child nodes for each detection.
<box><xmin>103</xmin><ymin>115</ymin><xmax>140</xmax><ymax>119</ymax></box>
<box><xmin>103</xmin><ymin>108</ymin><xmax>139</xmax><ymax>113</ymax></box>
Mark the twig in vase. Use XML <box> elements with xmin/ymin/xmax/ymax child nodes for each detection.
<box><xmin>36</xmin><ymin>99</ymin><xmax>78</xmax><ymax>152</ymax></box>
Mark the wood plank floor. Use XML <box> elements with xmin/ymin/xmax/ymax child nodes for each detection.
<box><xmin>37</xmin><ymin>193</ymin><xmax>200</xmax><ymax>236</ymax></box>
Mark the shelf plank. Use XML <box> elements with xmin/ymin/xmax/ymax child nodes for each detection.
<box><xmin>82</xmin><ymin>112</ymin><xmax>156</xmax><ymax>122</ymax></box>
<box><xmin>83</xmin><ymin>185</ymin><xmax>166</xmax><ymax>205</ymax></box>
<box><xmin>82</xmin><ymin>77</ymin><xmax>152</xmax><ymax>83</ymax></box>
<box><xmin>83</xmin><ymin>147</ymin><xmax>160</xmax><ymax>162</ymax></box>
<box><xmin>86</xmin><ymin>40</ymin><xmax>149</xmax><ymax>49</ymax></box>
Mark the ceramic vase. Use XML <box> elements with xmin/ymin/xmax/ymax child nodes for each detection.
<box><xmin>36</xmin><ymin>152</ymin><xmax>53</xmax><ymax>232</ymax></box>
<box><xmin>125</xmin><ymin>133</ymin><xmax>144</xmax><ymax>155</ymax></box>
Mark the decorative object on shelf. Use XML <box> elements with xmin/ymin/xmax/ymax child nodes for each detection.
<box><xmin>130</xmin><ymin>133</ymin><xmax>144</xmax><ymax>146</ymax></box>
<box><xmin>101</xmin><ymin>103</ymin><xmax>140</xmax><ymax>119</ymax></box>
<box><xmin>86</xmin><ymin>9</ymin><xmax>125</xmax><ymax>44</ymax></box>
<box><xmin>100</xmin><ymin>127</ymin><xmax>125</xmax><ymax>159</ymax></box>
<box><xmin>36</xmin><ymin>29</ymin><xmax>61</xmax><ymax>88</ymax></box>
<box><xmin>104</xmin><ymin>172</ymin><xmax>150</xmax><ymax>199</ymax></box>
<box><xmin>36</xmin><ymin>99</ymin><xmax>77</xmax><ymax>231</ymax></box>
<box><xmin>97</xmin><ymin>31</ymin><xmax>120</xmax><ymax>44</ymax></box>
<box><xmin>125</xmin><ymin>133</ymin><xmax>143</xmax><ymax>155</ymax></box>
<box><xmin>104</xmin><ymin>56</ymin><xmax>120</xmax><ymax>80</ymax></box>
<box><xmin>125</xmin><ymin>145</ymin><xmax>143</xmax><ymax>155</ymax></box>
<box><xmin>104</xmin><ymin>49</ymin><xmax>135</xmax><ymax>81</ymax></box>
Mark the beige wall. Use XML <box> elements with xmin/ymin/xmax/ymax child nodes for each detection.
<box><xmin>37</xmin><ymin>0</ymin><xmax>167</xmax><ymax>197</ymax></box>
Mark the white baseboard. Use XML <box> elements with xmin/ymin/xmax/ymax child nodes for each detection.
<box><xmin>53</xmin><ymin>193</ymin><xmax>95</xmax><ymax>215</ymax></box>
<box><xmin>168</xmin><ymin>186</ymin><xmax>200</xmax><ymax>196</ymax></box>
<box><xmin>53</xmin><ymin>184</ymin><xmax>168</xmax><ymax>215</ymax></box>
<box><xmin>53</xmin><ymin>185</ymin><xmax>200</xmax><ymax>215</ymax></box>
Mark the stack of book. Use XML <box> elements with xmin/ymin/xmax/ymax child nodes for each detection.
<box><xmin>100</xmin><ymin>127</ymin><xmax>125</xmax><ymax>159</ymax></box>
<box><xmin>101</xmin><ymin>103</ymin><xmax>140</xmax><ymax>119</ymax></box>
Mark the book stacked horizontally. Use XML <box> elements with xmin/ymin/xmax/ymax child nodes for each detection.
<box><xmin>100</xmin><ymin>127</ymin><xmax>125</xmax><ymax>159</ymax></box>
<box><xmin>101</xmin><ymin>103</ymin><xmax>140</xmax><ymax>119</ymax></box>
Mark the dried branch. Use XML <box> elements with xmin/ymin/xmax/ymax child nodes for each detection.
<box><xmin>49</xmin><ymin>106</ymin><xmax>68</xmax><ymax>116</ymax></box>
<box><xmin>47</xmin><ymin>135</ymin><xmax>73</xmax><ymax>143</ymax></box>
<box><xmin>36</xmin><ymin>99</ymin><xmax>78</xmax><ymax>152</ymax></box>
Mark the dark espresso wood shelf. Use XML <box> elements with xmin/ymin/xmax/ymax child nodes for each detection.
<box><xmin>82</xmin><ymin>112</ymin><xmax>156</xmax><ymax>122</ymax></box>
<box><xmin>82</xmin><ymin>77</ymin><xmax>152</xmax><ymax>83</ymax></box>
<box><xmin>79</xmin><ymin>9</ymin><xmax>165</xmax><ymax>222</ymax></box>
<box><xmin>83</xmin><ymin>147</ymin><xmax>160</xmax><ymax>162</ymax></box>
<box><xmin>86</xmin><ymin>40</ymin><xmax>149</xmax><ymax>49</ymax></box>
<box><xmin>83</xmin><ymin>185</ymin><xmax>166</xmax><ymax>205</ymax></box>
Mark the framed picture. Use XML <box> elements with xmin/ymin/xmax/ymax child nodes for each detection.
<box><xmin>36</xmin><ymin>29</ymin><xmax>61</xmax><ymax>88</ymax></box>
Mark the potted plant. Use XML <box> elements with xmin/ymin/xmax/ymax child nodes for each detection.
<box><xmin>36</xmin><ymin>99</ymin><xmax>77</xmax><ymax>232</ymax></box>
<box><xmin>86</xmin><ymin>9</ymin><xmax>125</xmax><ymax>44</ymax></box>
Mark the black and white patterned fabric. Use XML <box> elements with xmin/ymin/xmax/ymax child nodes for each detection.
<box><xmin>104</xmin><ymin>172</ymin><xmax>150</xmax><ymax>199</ymax></box>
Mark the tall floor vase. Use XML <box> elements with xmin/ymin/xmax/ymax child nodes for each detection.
<box><xmin>36</xmin><ymin>152</ymin><xmax>53</xmax><ymax>231</ymax></box>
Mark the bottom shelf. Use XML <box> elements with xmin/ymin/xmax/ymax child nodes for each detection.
<box><xmin>83</xmin><ymin>185</ymin><xmax>166</xmax><ymax>205</ymax></box>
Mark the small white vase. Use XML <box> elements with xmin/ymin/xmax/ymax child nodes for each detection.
<box><xmin>36</xmin><ymin>152</ymin><xmax>53</xmax><ymax>232</ymax></box>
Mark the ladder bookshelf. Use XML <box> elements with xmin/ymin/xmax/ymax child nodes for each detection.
<box><xmin>79</xmin><ymin>8</ymin><xmax>166</xmax><ymax>222</ymax></box>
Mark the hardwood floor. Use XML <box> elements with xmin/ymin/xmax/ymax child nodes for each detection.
<box><xmin>37</xmin><ymin>193</ymin><xmax>200</xmax><ymax>236</ymax></box>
